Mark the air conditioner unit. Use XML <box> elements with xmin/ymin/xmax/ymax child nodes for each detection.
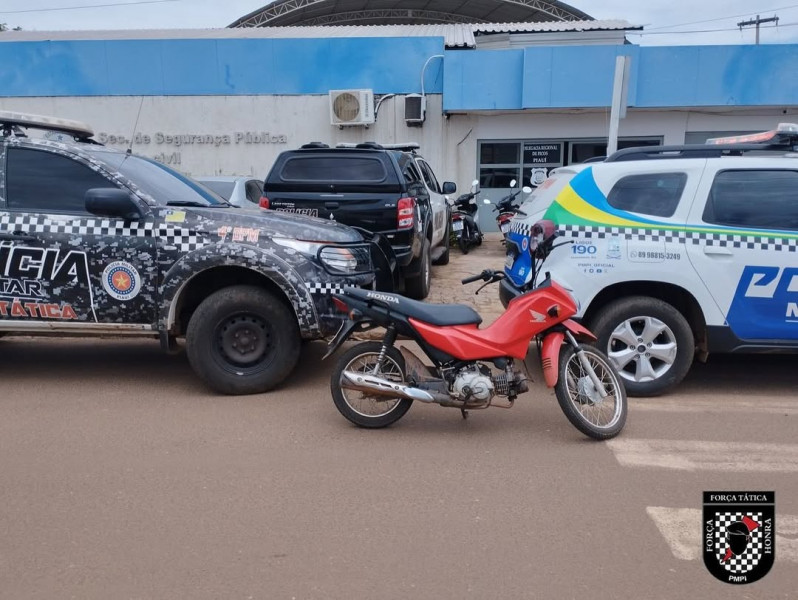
<box><xmin>329</xmin><ymin>89</ymin><xmax>375</xmax><ymax>126</ymax></box>
<box><xmin>404</xmin><ymin>93</ymin><xmax>426</xmax><ymax>126</ymax></box>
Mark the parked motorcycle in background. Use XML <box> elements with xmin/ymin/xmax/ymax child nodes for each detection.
<box><xmin>324</xmin><ymin>219</ymin><xmax>628</xmax><ymax>440</ymax></box>
<box><xmin>450</xmin><ymin>179</ymin><xmax>483</xmax><ymax>254</ymax></box>
<box><xmin>483</xmin><ymin>179</ymin><xmax>532</xmax><ymax>241</ymax></box>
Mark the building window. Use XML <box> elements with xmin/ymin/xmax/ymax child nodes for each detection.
<box><xmin>478</xmin><ymin>137</ymin><xmax>663</xmax><ymax>189</ymax></box>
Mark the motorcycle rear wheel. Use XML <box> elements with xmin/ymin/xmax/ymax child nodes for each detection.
<box><xmin>331</xmin><ymin>342</ymin><xmax>413</xmax><ymax>428</ymax></box>
<box><xmin>554</xmin><ymin>344</ymin><xmax>627</xmax><ymax>440</ymax></box>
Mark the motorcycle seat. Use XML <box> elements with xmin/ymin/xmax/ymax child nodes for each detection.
<box><xmin>341</xmin><ymin>288</ymin><xmax>483</xmax><ymax>326</ymax></box>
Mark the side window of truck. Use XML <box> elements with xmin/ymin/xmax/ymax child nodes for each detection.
<box><xmin>703</xmin><ymin>169</ymin><xmax>798</xmax><ymax>230</ymax></box>
<box><xmin>417</xmin><ymin>160</ymin><xmax>441</xmax><ymax>194</ymax></box>
<box><xmin>6</xmin><ymin>147</ymin><xmax>116</xmax><ymax>215</ymax></box>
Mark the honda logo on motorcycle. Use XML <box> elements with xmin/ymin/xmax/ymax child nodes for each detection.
<box><xmin>703</xmin><ymin>491</ymin><xmax>775</xmax><ymax>584</ymax></box>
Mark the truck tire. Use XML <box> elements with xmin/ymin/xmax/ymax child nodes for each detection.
<box><xmin>186</xmin><ymin>285</ymin><xmax>301</xmax><ymax>395</ymax></box>
<box><xmin>433</xmin><ymin>211</ymin><xmax>450</xmax><ymax>266</ymax></box>
<box><xmin>405</xmin><ymin>238</ymin><xmax>431</xmax><ymax>300</ymax></box>
<box><xmin>589</xmin><ymin>296</ymin><xmax>694</xmax><ymax>397</ymax></box>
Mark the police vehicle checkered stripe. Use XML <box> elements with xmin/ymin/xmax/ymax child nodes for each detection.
<box><xmin>510</xmin><ymin>221</ymin><xmax>533</xmax><ymax>236</ymax></box>
<box><xmin>559</xmin><ymin>224</ymin><xmax>798</xmax><ymax>251</ymax></box>
<box><xmin>715</xmin><ymin>512</ymin><xmax>763</xmax><ymax>574</ymax></box>
<box><xmin>306</xmin><ymin>282</ymin><xmax>345</xmax><ymax>295</ymax></box>
<box><xmin>0</xmin><ymin>213</ymin><xmax>206</xmax><ymax>253</ymax></box>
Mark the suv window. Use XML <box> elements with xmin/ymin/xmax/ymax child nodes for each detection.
<box><xmin>703</xmin><ymin>169</ymin><xmax>798</xmax><ymax>230</ymax></box>
<box><xmin>245</xmin><ymin>180</ymin><xmax>263</xmax><ymax>204</ymax></box>
<box><xmin>6</xmin><ymin>147</ymin><xmax>115</xmax><ymax>214</ymax></box>
<box><xmin>607</xmin><ymin>172</ymin><xmax>686</xmax><ymax>218</ymax></box>
<box><xmin>281</xmin><ymin>156</ymin><xmax>386</xmax><ymax>182</ymax></box>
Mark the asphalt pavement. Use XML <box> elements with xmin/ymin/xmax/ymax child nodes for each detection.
<box><xmin>1</xmin><ymin>237</ymin><xmax>796</xmax><ymax>599</ymax></box>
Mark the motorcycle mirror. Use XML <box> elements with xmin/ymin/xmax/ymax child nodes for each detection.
<box><xmin>483</xmin><ymin>199</ymin><xmax>491</xmax><ymax>205</ymax></box>
<box><xmin>509</xmin><ymin>179</ymin><xmax>517</xmax><ymax>188</ymax></box>
<box><xmin>470</xmin><ymin>179</ymin><xmax>480</xmax><ymax>193</ymax></box>
<box><xmin>522</xmin><ymin>186</ymin><xmax>533</xmax><ymax>194</ymax></box>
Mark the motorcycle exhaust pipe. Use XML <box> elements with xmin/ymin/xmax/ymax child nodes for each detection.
<box><xmin>340</xmin><ymin>371</ymin><xmax>451</xmax><ymax>404</ymax></box>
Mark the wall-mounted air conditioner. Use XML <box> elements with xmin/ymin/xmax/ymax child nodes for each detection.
<box><xmin>329</xmin><ymin>89</ymin><xmax>375</xmax><ymax>126</ymax></box>
<box><xmin>404</xmin><ymin>93</ymin><xmax>426</xmax><ymax>127</ymax></box>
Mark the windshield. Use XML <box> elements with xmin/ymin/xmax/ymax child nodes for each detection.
<box><xmin>86</xmin><ymin>149</ymin><xmax>229</xmax><ymax>207</ymax></box>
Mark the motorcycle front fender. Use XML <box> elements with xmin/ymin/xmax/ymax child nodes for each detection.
<box><xmin>540</xmin><ymin>332</ymin><xmax>565</xmax><ymax>388</ymax></box>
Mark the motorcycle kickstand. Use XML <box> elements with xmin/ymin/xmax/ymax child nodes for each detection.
<box><xmin>460</xmin><ymin>408</ymin><xmax>469</xmax><ymax>420</ymax></box>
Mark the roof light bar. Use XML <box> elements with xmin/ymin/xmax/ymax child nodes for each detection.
<box><xmin>0</xmin><ymin>110</ymin><xmax>94</xmax><ymax>139</ymax></box>
<box><xmin>706</xmin><ymin>123</ymin><xmax>798</xmax><ymax>145</ymax></box>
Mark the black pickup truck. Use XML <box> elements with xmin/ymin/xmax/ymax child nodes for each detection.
<box><xmin>261</xmin><ymin>143</ymin><xmax>456</xmax><ymax>299</ymax></box>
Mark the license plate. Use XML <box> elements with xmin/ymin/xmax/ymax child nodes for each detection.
<box><xmin>276</xmin><ymin>208</ymin><xmax>318</xmax><ymax>217</ymax></box>
<box><xmin>452</xmin><ymin>221</ymin><xmax>464</xmax><ymax>232</ymax></box>
<box><xmin>505</xmin><ymin>253</ymin><xmax>516</xmax><ymax>269</ymax></box>
<box><xmin>500</xmin><ymin>223</ymin><xmax>511</xmax><ymax>233</ymax></box>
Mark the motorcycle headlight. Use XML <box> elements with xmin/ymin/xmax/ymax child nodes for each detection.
<box><xmin>273</xmin><ymin>238</ymin><xmax>359</xmax><ymax>273</ymax></box>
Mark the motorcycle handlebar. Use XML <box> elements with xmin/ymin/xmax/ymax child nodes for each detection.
<box><xmin>461</xmin><ymin>269</ymin><xmax>497</xmax><ymax>285</ymax></box>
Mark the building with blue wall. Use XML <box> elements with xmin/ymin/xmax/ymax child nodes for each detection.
<box><xmin>1</xmin><ymin>27</ymin><xmax>796</xmax><ymax>229</ymax></box>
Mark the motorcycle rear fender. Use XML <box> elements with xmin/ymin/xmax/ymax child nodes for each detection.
<box><xmin>322</xmin><ymin>317</ymin><xmax>361</xmax><ymax>360</ymax></box>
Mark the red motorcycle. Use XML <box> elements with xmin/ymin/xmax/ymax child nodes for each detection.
<box><xmin>324</xmin><ymin>220</ymin><xmax>627</xmax><ymax>440</ymax></box>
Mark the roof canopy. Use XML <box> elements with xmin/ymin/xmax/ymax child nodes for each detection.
<box><xmin>230</xmin><ymin>0</ymin><xmax>593</xmax><ymax>28</ymax></box>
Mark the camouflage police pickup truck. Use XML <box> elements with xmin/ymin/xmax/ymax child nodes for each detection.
<box><xmin>0</xmin><ymin>111</ymin><xmax>391</xmax><ymax>395</ymax></box>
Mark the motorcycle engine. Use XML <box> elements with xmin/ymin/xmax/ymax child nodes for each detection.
<box><xmin>452</xmin><ymin>364</ymin><xmax>494</xmax><ymax>402</ymax></box>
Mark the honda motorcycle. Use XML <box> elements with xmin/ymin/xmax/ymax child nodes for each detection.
<box><xmin>484</xmin><ymin>179</ymin><xmax>532</xmax><ymax>241</ymax></box>
<box><xmin>450</xmin><ymin>179</ymin><xmax>483</xmax><ymax>254</ymax></box>
<box><xmin>324</xmin><ymin>220</ymin><xmax>627</xmax><ymax>440</ymax></box>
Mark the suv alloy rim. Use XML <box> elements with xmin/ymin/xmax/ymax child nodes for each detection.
<box><xmin>606</xmin><ymin>316</ymin><xmax>677</xmax><ymax>383</ymax></box>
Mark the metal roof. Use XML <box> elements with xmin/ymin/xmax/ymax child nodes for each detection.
<box><xmin>0</xmin><ymin>21</ymin><xmax>639</xmax><ymax>48</ymax></box>
<box><xmin>230</xmin><ymin>0</ymin><xmax>594</xmax><ymax>28</ymax></box>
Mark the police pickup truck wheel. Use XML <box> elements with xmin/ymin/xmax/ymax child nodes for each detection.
<box><xmin>433</xmin><ymin>213</ymin><xmax>450</xmax><ymax>266</ymax></box>
<box><xmin>590</xmin><ymin>297</ymin><xmax>694</xmax><ymax>397</ymax></box>
<box><xmin>186</xmin><ymin>285</ymin><xmax>300</xmax><ymax>395</ymax></box>
<box><xmin>405</xmin><ymin>238</ymin><xmax>431</xmax><ymax>300</ymax></box>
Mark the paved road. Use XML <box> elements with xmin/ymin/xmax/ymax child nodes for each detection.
<box><xmin>1</xmin><ymin>241</ymin><xmax>797</xmax><ymax>599</ymax></box>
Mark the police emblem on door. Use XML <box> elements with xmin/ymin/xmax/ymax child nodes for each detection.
<box><xmin>102</xmin><ymin>261</ymin><xmax>141</xmax><ymax>301</ymax></box>
<box><xmin>703</xmin><ymin>491</ymin><xmax>775</xmax><ymax>584</ymax></box>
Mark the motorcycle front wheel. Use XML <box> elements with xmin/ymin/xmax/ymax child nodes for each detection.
<box><xmin>331</xmin><ymin>342</ymin><xmax>413</xmax><ymax>428</ymax></box>
<box><xmin>553</xmin><ymin>344</ymin><xmax>627</xmax><ymax>440</ymax></box>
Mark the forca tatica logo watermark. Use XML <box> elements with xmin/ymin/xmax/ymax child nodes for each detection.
<box><xmin>703</xmin><ymin>491</ymin><xmax>775</xmax><ymax>584</ymax></box>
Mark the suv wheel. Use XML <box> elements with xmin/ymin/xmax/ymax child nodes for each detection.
<box><xmin>186</xmin><ymin>285</ymin><xmax>300</xmax><ymax>395</ymax></box>
<box><xmin>405</xmin><ymin>238</ymin><xmax>431</xmax><ymax>299</ymax></box>
<box><xmin>589</xmin><ymin>296</ymin><xmax>694</xmax><ymax>397</ymax></box>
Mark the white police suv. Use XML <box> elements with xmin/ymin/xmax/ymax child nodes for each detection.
<box><xmin>502</xmin><ymin>124</ymin><xmax>798</xmax><ymax>396</ymax></box>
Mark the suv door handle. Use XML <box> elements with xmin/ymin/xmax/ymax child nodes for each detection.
<box><xmin>0</xmin><ymin>231</ymin><xmax>37</xmax><ymax>242</ymax></box>
<box><xmin>324</xmin><ymin>202</ymin><xmax>340</xmax><ymax>209</ymax></box>
<box><xmin>702</xmin><ymin>246</ymin><xmax>733</xmax><ymax>256</ymax></box>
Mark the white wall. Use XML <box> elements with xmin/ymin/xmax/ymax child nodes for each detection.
<box><xmin>0</xmin><ymin>95</ymin><xmax>451</xmax><ymax>182</ymax></box>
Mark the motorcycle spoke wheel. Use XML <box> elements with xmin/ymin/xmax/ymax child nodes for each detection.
<box><xmin>331</xmin><ymin>342</ymin><xmax>413</xmax><ymax>428</ymax></box>
<box><xmin>554</xmin><ymin>344</ymin><xmax>627</xmax><ymax>440</ymax></box>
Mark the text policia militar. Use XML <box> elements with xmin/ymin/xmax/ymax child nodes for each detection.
<box><xmin>96</xmin><ymin>131</ymin><xmax>289</xmax><ymax>147</ymax></box>
<box><xmin>0</xmin><ymin>243</ymin><xmax>89</xmax><ymax>320</ymax></box>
